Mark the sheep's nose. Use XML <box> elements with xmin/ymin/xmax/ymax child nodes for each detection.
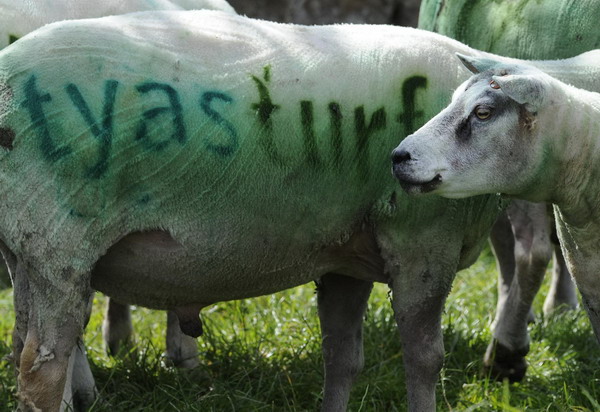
<box><xmin>391</xmin><ymin>149</ymin><xmax>412</xmax><ymax>165</ymax></box>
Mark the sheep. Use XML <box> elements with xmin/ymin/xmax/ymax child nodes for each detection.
<box><xmin>0</xmin><ymin>0</ymin><xmax>239</xmax><ymax>377</ymax></box>
<box><xmin>3</xmin><ymin>10</ymin><xmax>600</xmax><ymax>411</ymax></box>
<box><xmin>392</xmin><ymin>54</ymin><xmax>600</xmax><ymax>378</ymax></box>
<box><xmin>0</xmin><ymin>0</ymin><xmax>235</xmax><ymax>48</ymax></box>
<box><xmin>226</xmin><ymin>0</ymin><xmax>421</xmax><ymax>26</ymax></box>
<box><xmin>418</xmin><ymin>0</ymin><xmax>600</xmax><ymax>60</ymax></box>
<box><xmin>417</xmin><ymin>0</ymin><xmax>600</xmax><ymax>381</ymax></box>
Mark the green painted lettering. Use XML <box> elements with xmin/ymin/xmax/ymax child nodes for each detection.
<box><xmin>355</xmin><ymin>106</ymin><xmax>387</xmax><ymax>178</ymax></box>
<box><xmin>66</xmin><ymin>80</ymin><xmax>119</xmax><ymax>179</ymax></box>
<box><xmin>251</xmin><ymin>69</ymin><xmax>285</xmax><ymax>166</ymax></box>
<box><xmin>300</xmin><ymin>101</ymin><xmax>321</xmax><ymax>167</ymax></box>
<box><xmin>22</xmin><ymin>75</ymin><xmax>71</xmax><ymax>162</ymax></box>
<box><xmin>135</xmin><ymin>82</ymin><xmax>187</xmax><ymax>152</ymax></box>
<box><xmin>200</xmin><ymin>91</ymin><xmax>238</xmax><ymax>157</ymax></box>
<box><xmin>397</xmin><ymin>76</ymin><xmax>428</xmax><ymax>136</ymax></box>
<box><xmin>328</xmin><ymin>102</ymin><xmax>343</xmax><ymax>168</ymax></box>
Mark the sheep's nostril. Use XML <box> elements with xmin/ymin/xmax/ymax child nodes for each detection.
<box><xmin>391</xmin><ymin>149</ymin><xmax>412</xmax><ymax>165</ymax></box>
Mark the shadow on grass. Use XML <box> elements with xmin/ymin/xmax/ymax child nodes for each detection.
<box><xmin>439</xmin><ymin>308</ymin><xmax>600</xmax><ymax>411</ymax></box>
<box><xmin>1</xmin><ymin>275</ymin><xmax>598</xmax><ymax>411</ymax></box>
<box><xmin>87</xmin><ymin>320</ymin><xmax>325</xmax><ymax>411</ymax></box>
<box><xmin>4</xmin><ymin>305</ymin><xmax>596</xmax><ymax>411</ymax></box>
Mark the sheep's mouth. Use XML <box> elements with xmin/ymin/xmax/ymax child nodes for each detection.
<box><xmin>396</xmin><ymin>174</ymin><xmax>442</xmax><ymax>195</ymax></box>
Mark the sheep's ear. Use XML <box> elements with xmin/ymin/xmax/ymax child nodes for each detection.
<box><xmin>492</xmin><ymin>74</ymin><xmax>549</xmax><ymax>112</ymax></box>
<box><xmin>456</xmin><ymin>53</ymin><xmax>501</xmax><ymax>74</ymax></box>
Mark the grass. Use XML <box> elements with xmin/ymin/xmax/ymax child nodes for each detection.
<box><xmin>0</xmin><ymin>247</ymin><xmax>599</xmax><ymax>411</ymax></box>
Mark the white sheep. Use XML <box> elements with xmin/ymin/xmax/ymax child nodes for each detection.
<box><xmin>226</xmin><ymin>0</ymin><xmax>420</xmax><ymax>26</ymax></box>
<box><xmin>419</xmin><ymin>0</ymin><xmax>600</xmax><ymax>381</ymax></box>
<box><xmin>0</xmin><ymin>0</ymin><xmax>239</xmax><ymax>393</ymax></box>
<box><xmin>418</xmin><ymin>0</ymin><xmax>594</xmax><ymax>383</ymax></box>
<box><xmin>3</xmin><ymin>10</ymin><xmax>600</xmax><ymax>411</ymax></box>
<box><xmin>0</xmin><ymin>0</ymin><xmax>235</xmax><ymax>48</ymax></box>
<box><xmin>393</xmin><ymin>54</ymin><xmax>600</xmax><ymax>372</ymax></box>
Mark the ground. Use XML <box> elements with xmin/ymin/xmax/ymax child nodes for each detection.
<box><xmin>0</xmin><ymin>247</ymin><xmax>599</xmax><ymax>411</ymax></box>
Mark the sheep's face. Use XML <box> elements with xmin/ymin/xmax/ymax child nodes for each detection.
<box><xmin>392</xmin><ymin>55</ymin><xmax>552</xmax><ymax>199</ymax></box>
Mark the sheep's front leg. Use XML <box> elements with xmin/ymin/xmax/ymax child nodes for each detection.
<box><xmin>485</xmin><ymin>201</ymin><xmax>552</xmax><ymax>382</ymax></box>
<box><xmin>12</xmin><ymin>262</ymin><xmax>27</xmax><ymax>376</ymax></box>
<box><xmin>389</xmin><ymin>261</ymin><xmax>455</xmax><ymax>412</ymax></box>
<box><xmin>14</xmin><ymin>262</ymin><xmax>93</xmax><ymax>412</ymax></box>
<box><xmin>66</xmin><ymin>295</ymin><xmax>97</xmax><ymax>411</ymax></box>
<box><xmin>317</xmin><ymin>273</ymin><xmax>373</xmax><ymax>412</ymax></box>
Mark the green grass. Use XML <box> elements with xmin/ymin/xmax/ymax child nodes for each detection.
<box><xmin>0</xmin><ymin>248</ymin><xmax>599</xmax><ymax>411</ymax></box>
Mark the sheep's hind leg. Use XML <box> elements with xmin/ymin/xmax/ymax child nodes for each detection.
<box><xmin>543</xmin><ymin>243</ymin><xmax>578</xmax><ymax>315</ymax></box>
<box><xmin>103</xmin><ymin>298</ymin><xmax>134</xmax><ymax>356</ymax></box>
<box><xmin>70</xmin><ymin>338</ymin><xmax>97</xmax><ymax>411</ymax></box>
<box><xmin>484</xmin><ymin>201</ymin><xmax>552</xmax><ymax>382</ymax></box>
<box><xmin>317</xmin><ymin>273</ymin><xmax>373</xmax><ymax>412</ymax></box>
<box><xmin>165</xmin><ymin>310</ymin><xmax>200</xmax><ymax>369</ymax></box>
<box><xmin>15</xmin><ymin>262</ymin><xmax>93</xmax><ymax>412</ymax></box>
<box><xmin>104</xmin><ymin>300</ymin><xmax>200</xmax><ymax>368</ymax></box>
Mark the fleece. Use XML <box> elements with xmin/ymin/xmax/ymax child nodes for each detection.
<box><xmin>5</xmin><ymin>11</ymin><xmax>600</xmax><ymax>411</ymax></box>
<box><xmin>0</xmin><ymin>0</ymin><xmax>235</xmax><ymax>48</ymax></box>
<box><xmin>418</xmin><ymin>0</ymin><xmax>600</xmax><ymax>60</ymax></box>
<box><xmin>0</xmin><ymin>10</ymin><xmax>597</xmax><ymax>322</ymax></box>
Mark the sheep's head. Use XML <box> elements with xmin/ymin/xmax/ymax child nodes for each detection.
<box><xmin>391</xmin><ymin>54</ymin><xmax>556</xmax><ymax>199</ymax></box>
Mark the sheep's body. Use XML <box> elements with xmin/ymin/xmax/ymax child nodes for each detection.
<box><xmin>0</xmin><ymin>12</ymin><xmax>469</xmax><ymax>309</ymax></box>
<box><xmin>0</xmin><ymin>0</ymin><xmax>238</xmax><ymax>383</ymax></box>
<box><xmin>0</xmin><ymin>0</ymin><xmax>235</xmax><ymax>48</ymax></box>
<box><xmin>393</xmin><ymin>57</ymin><xmax>600</xmax><ymax>370</ymax></box>
<box><xmin>417</xmin><ymin>0</ymin><xmax>599</xmax><ymax>381</ymax></box>
<box><xmin>418</xmin><ymin>0</ymin><xmax>600</xmax><ymax>59</ymax></box>
<box><xmin>3</xmin><ymin>10</ymin><xmax>600</xmax><ymax>411</ymax></box>
<box><xmin>227</xmin><ymin>0</ymin><xmax>420</xmax><ymax>26</ymax></box>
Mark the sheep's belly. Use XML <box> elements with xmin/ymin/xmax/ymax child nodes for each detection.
<box><xmin>90</xmin><ymin>230</ymin><xmax>385</xmax><ymax>309</ymax></box>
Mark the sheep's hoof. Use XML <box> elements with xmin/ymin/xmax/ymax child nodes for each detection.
<box><xmin>483</xmin><ymin>340</ymin><xmax>529</xmax><ymax>383</ymax></box>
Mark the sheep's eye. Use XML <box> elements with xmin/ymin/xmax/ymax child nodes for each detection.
<box><xmin>475</xmin><ymin>106</ymin><xmax>491</xmax><ymax>120</ymax></box>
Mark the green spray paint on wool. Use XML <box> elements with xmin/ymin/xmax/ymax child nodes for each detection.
<box><xmin>419</xmin><ymin>0</ymin><xmax>600</xmax><ymax>59</ymax></box>
<box><xmin>6</xmin><ymin>65</ymin><xmax>434</xmax><ymax>222</ymax></box>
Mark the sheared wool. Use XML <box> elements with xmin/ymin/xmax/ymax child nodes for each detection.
<box><xmin>419</xmin><ymin>0</ymin><xmax>600</xmax><ymax>60</ymax></box>
<box><xmin>0</xmin><ymin>0</ymin><xmax>235</xmax><ymax>48</ymax></box>
<box><xmin>2</xmin><ymin>8</ymin><xmax>600</xmax><ymax>317</ymax></box>
<box><xmin>3</xmin><ymin>11</ymin><xmax>600</xmax><ymax>410</ymax></box>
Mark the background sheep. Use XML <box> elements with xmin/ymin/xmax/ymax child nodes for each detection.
<box><xmin>0</xmin><ymin>0</ymin><xmax>235</xmax><ymax>49</ymax></box>
<box><xmin>227</xmin><ymin>0</ymin><xmax>421</xmax><ymax>25</ymax></box>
